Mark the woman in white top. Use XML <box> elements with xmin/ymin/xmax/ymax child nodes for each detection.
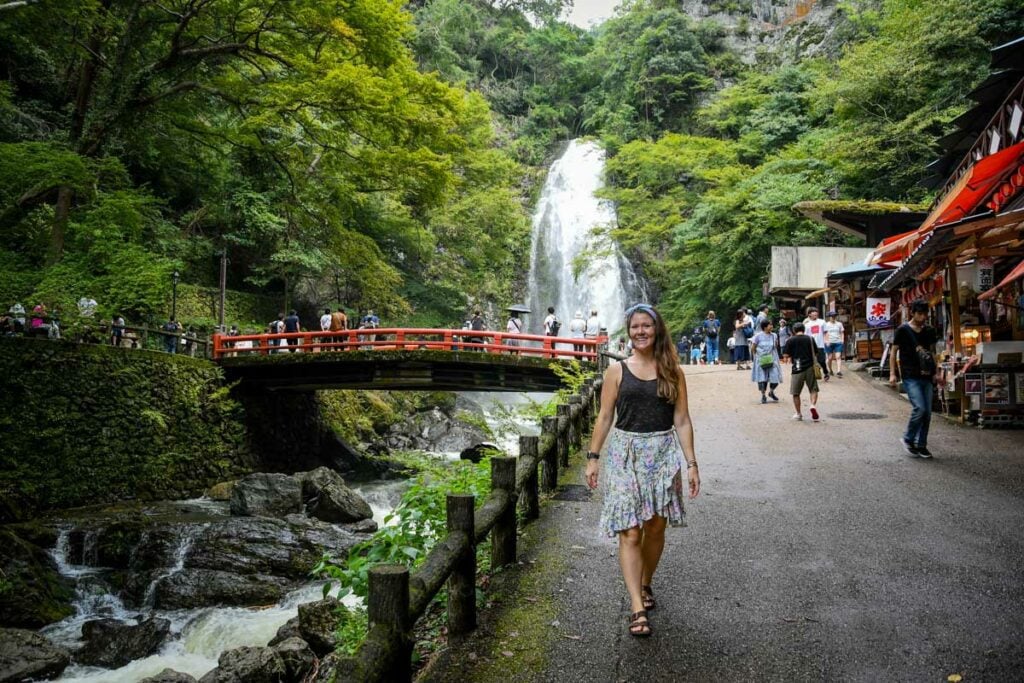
<box><xmin>505</xmin><ymin>314</ymin><xmax>523</xmax><ymax>353</ymax></box>
<box><xmin>569</xmin><ymin>310</ymin><xmax>587</xmax><ymax>353</ymax></box>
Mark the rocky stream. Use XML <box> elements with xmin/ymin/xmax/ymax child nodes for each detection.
<box><xmin>0</xmin><ymin>392</ymin><xmax>542</xmax><ymax>683</ymax></box>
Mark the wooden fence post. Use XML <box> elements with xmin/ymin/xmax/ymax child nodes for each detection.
<box><xmin>537</xmin><ymin>421</ymin><xmax>557</xmax><ymax>491</ymax></box>
<box><xmin>368</xmin><ymin>565</ymin><xmax>411</xmax><ymax>682</ymax></box>
<box><xmin>491</xmin><ymin>457</ymin><xmax>517</xmax><ymax>568</ymax></box>
<box><xmin>568</xmin><ymin>395</ymin><xmax>584</xmax><ymax>448</ymax></box>
<box><xmin>519</xmin><ymin>434</ymin><xmax>539</xmax><ymax>521</ymax></box>
<box><xmin>446</xmin><ymin>494</ymin><xmax>476</xmax><ymax>638</ymax></box>
<box><xmin>556</xmin><ymin>403</ymin><xmax>572</xmax><ymax>467</ymax></box>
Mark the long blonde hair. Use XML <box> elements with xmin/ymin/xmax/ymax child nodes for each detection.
<box><xmin>625</xmin><ymin>304</ymin><xmax>683</xmax><ymax>403</ymax></box>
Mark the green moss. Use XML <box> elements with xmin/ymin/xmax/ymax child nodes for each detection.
<box><xmin>0</xmin><ymin>337</ymin><xmax>250</xmax><ymax>517</ymax></box>
<box><xmin>793</xmin><ymin>199</ymin><xmax>929</xmax><ymax>217</ymax></box>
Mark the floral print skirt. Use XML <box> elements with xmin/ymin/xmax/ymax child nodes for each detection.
<box><xmin>599</xmin><ymin>427</ymin><xmax>686</xmax><ymax>538</ymax></box>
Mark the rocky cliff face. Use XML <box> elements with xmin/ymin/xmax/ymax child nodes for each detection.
<box><xmin>682</xmin><ymin>0</ymin><xmax>849</xmax><ymax>65</ymax></box>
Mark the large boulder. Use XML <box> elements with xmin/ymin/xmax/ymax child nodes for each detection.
<box><xmin>384</xmin><ymin>405</ymin><xmax>490</xmax><ymax>452</ymax></box>
<box><xmin>140</xmin><ymin>669</ymin><xmax>198</xmax><ymax>683</ymax></box>
<box><xmin>229</xmin><ymin>473</ymin><xmax>302</xmax><ymax>518</ymax></box>
<box><xmin>459</xmin><ymin>442</ymin><xmax>499</xmax><ymax>463</ymax></box>
<box><xmin>296</xmin><ymin>467</ymin><xmax>372</xmax><ymax>524</ymax></box>
<box><xmin>0</xmin><ymin>530</ymin><xmax>74</xmax><ymax>628</ymax></box>
<box><xmin>198</xmin><ymin>645</ymin><xmax>286</xmax><ymax>683</ymax></box>
<box><xmin>297</xmin><ymin>597</ymin><xmax>345</xmax><ymax>657</ymax></box>
<box><xmin>272</xmin><ymin>637</ymin><xmax>316</xmax><ymax>681</ymax></box>
<box><xmin>0</xmin><ymin>628</ymin><xmax>70</xmax><ymax>683</ymax></box>
<box><xmin>75</xmin><ymin>617</ymin><xmax>170</xmax><ymax>668</ymax></box>
<box><xmin>155</xmin><ymin>569</ymin><xmax>290</xmax><ymax>610</ymax></box>
<box><xmin>123</xmin><ymin>516</ymin><xmax>373</xmax><ymax>608</ymax></box>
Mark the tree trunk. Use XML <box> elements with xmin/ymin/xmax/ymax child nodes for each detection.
<box><xmin>48</xmin><ymin>185</ymin><xmax>73</xmax><ymax>266</ymax></box>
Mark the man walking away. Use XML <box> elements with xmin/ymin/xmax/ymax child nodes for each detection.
<box><xmin>823</xmin><ymin>311</ymin><xmax>845</xmax><ymax>378</ymax></box>
<box><xmin>802</xmin><ymin>307</ymin><xmax>830</xmax><ymax>380</ymax></box>
<box><xmin>889</xmin><ymin>300</ymin><xmax>939</xmax><ymax>458</ymax></box>
<box><xmin>702</xmin><ymin>311</ymin><xmax>721</xmax><ymax>365</ymax></box>
<box><xmin>782</xmin><ymin>322</ymin><xmax>821</xmax><ymax>422</ymax></box>
<box><xmin>284</xmin><ymin>310</ymin><xmax>301</xmax><ymax>352</ymax></box>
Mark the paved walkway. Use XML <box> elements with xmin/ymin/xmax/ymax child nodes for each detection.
<box><xmin>422</xmin><ymin>365</ymin><xmax>1024</xmax><ymax>682</ymax></box>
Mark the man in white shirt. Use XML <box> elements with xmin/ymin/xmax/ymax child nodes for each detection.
<box><xmin>318</xmin><ymin>308</ymin><xmax>332</xmax><ymax>352</ymax></box>
<box><xmin>802</xmin><ymin>307</ymin><xmax>830</xmax><ymax>380</ymax></box>
<box><xmin>822</xmin><ymin>311</ymin><xmax>845</xmax><ymax>378</ymax></box>
<box><xmin>585</xmin><ymin>309</ymin><xmax>601</xmax><ymax>339</ymax></box>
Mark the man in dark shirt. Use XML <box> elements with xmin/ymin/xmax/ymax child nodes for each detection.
<box><xmin>782</xmin><ymin>321</ymin><xmax>821</xmax><ymax>422</ymax></box>
<box><xmin>889</xmin><ymin>300</ymin><xmax>939</xmax><ymax>458</ymax></box>
<box><xmin>284</xmin><ymin>309</ymin><xmax>301</xmax><ymax>351</ymax></box>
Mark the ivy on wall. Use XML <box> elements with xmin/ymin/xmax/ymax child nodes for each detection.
<box><xmin>0</xmin><ymin>338</ymin><xmax>252</xmax><ymax>519</ymax></box>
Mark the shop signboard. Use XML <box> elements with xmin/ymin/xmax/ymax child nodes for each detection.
<box><xmin>965</xmin><ymin>374</ymin><xmax>983</xmax><ymax>395</ymax></box>
<box><xmin>867</xmin><ymin>297</ymin><xmax>892</xmax><ymax>327</ymax></box>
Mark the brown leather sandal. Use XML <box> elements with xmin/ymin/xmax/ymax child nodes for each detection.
<box><xmin>641</xmin><ymin>584</ymin><xmax>656</xmax><ymax>610</ymax></box>
<box><xmin>628</xmin><ymin>610</ymin><xmax>651</xmax><ymax>637</ymax></box>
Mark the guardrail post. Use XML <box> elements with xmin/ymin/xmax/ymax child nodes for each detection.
<box><xmin>447</xmin><ymin>494</ymin><xmax>476</xmax><ymax>638</ymax></box>
<box><xmin>556</xmin><ymin>404</ymin><xmax>572</xmax><ymax>467</ymax></box>
<box><xmin>491</xmin><ymin>457</ymin><xmax>517</xmax><ymax>568</ymax></box>
<box><xmin>368</xmin><ymin>565</ymin><xmax>411</xmax><ymax>682</ymax></box>
<box><xmin>519</xmin><ymin>434</ymin><xmax>539</xmax><ymax>521</ymax></box>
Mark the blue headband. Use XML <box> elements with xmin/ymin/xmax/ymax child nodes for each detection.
<box><xmin>625</xmin><ymin>303</ymin><xmax>657</xmax><ymax>320</ymax></box>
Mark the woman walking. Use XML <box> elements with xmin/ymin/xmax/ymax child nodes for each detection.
<box><xmin>750</xmin><ymin>319</ymin><xmax>782</xmax><ymax>403</ymax></box>
<box><xmin>585</xmin><ymin>303</ymin><xmax>700</xmax><ymax>638</ymax></box>
<box><xmin>732</xmin><ymin>309</ymin><xmax>751</xmax><ymax>370</ymax></box>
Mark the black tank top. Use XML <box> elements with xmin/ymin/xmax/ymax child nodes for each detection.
<box><xmin>615</xmin><ymin>361</ymin><xmax>676</xmax><ymax>433</ymax></box>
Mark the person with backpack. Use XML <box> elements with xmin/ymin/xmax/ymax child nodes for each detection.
<box><xmin>802</xmin><ymin>307</ymin><xmax>830</xmax><ymax>381</ymax></box>
<box><xmin>889</xmin><ymin>300</ymin><xmax>940</xmax><ymax>459</ymax></box>
<box><xmin>543</xmin><ymin>306</ymin><xmax>561</xmax><ymax>358</ymax></box>
<box><xmin>701</xmin><ymin>311</ymin><xmax>721</xmax><ymax>365</ymax></box>
<box><xmin>468</xmin><ymin>309</ymin><xmax>486</xmax><ymax>350</ymax></box>
<box><xmin>268</xmin><ymin>313</ymin><xmax>284</xmax><ymax>353</ymax></box>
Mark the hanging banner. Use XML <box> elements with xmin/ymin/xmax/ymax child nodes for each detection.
<box><xmin>867</xmin><ymin>297</ymin><xmax>892</xmax><ymax>328</ymax></box>
<box><xmin>976</xmin><ymin>258</ymin><xmax>994</xmax><ymax>291</ymax></box>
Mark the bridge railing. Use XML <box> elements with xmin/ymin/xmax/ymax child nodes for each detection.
<box><xmin>211</xmin><ymin>328</ymin><xmax>606</xmax><ymax>362</ymax></box>
<box><xmin>333</xmin><ymin>375</ymin><xmax>603</xmax><ymax>682</ymax></box>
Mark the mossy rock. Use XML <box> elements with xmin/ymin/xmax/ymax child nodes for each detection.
<box><xmin>0</xmin><ymin>530</ymin><xmax>74</xmax><ymax>628</ymax></box>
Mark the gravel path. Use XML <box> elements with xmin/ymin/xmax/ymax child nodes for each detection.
<box><xmin>424</xmin><ymin>365</ymin><xmax>1024</xmax><ymax>683</ymax></box>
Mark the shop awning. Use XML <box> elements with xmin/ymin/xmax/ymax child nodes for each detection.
<box><xmin>875</xmin><ymin>227</ymin><xmax>958</xmax><ymax>292</ymax></box>
<box><xmin>804</xmin><ymin>286</ymin><xmax>834</xmax><ymax>300</ymax></box>
<box><xmin>827</xmin><ymin>262</ymin><xmax>884</xmax><ymax>280</ymax></box>
<box><xmin>978</xmin><ymin>258</ymin><xmax>1024</xmax><ymax>300</ymax></box>
<box><xmin>869</xmin><ymin>229</ymin><xmax>920</xmax><ymax>266</ymax></box>
<box><xmin>930</xmin><ymin>140</ymin><xmax>1024</xmax><ymax>226</ymax></box>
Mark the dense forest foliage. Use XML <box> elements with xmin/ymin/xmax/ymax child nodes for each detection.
<box><xmin>2</xmin><ymin>0</ymin><xmax>1023</xmax><ymax>332</ymax></box>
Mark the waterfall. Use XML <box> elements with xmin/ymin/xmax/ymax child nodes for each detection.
<box><xmin>526</xmin><ymin>139</ymin><xmax>643</xmax><ymax>338</ymax></box>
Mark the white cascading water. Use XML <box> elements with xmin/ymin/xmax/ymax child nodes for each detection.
<box><xmin>526</xmin><ymin>139</ymin><xmax>643</xmax><ymax>338</ymax></box>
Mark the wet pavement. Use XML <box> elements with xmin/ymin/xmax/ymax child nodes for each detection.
<box><xmin>423</xmin><ymin>364</ymin><xmax>1024</xmax><ymax>683</ymax></box>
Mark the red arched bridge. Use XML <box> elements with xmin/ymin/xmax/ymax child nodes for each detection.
<box><xmin>212</xmin><ymin>328</ymin><xmax>607</xmax><ymax>392</ymax></box>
